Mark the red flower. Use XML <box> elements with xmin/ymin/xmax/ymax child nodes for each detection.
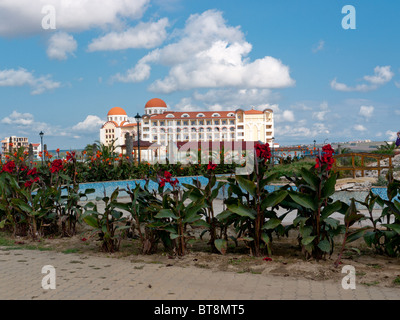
<box><xmin>255</xmin><ymin>143</ymin><xmax>271</xmax><ymax>162</ymax></box>
<box><xmin>263</xmin><ymin>257</ymin><xmax>272</xmax><ymax>262</ymax></box>
<box><xmin>66</xmin><ymin>151</ymin><xmax>76</xmax><ymax>162</ymax></box>
<box><xmin>159</xmin><ymin>179</ymin><xmax>166</xmax><ymax>188</ymax></box>
<box><xmin>27</xmin><ymin>168</ymin><xmax>37</xmax><ymax>176</ymax></box>
<box><xmin>50</xmin><ymin>159</ymin><xmax>63</xmax><ymax>173</ymax></box>
<box><xmin>164</xmin><ymin>171</ymin><xmax>172</xmax><ymax>181</ymax></box>
<box><xmin>207</xmin><ymin>161</ymin><xmax>217</xmax><ymax>171</ymax></box>
<box><xmin>170</xmin><ymin>178</ymin><xmax>179</xmax><ymax>186</ymax></box>
<box><xmin>24</xmin><ymin>180</ymin><xmax>33</xmax><ymax>188</ymax></box>
<box><xmin>81</xmin><ymin>237</ymin><xmax>87</xmax><ymax>242</ymax></box>
<box><xmin>1</xmin><ymin>161</ymin><xmax>15</xmax><ymax>173</ymax></box>
<box><xmin>315</xmin><ymin>144</ymin><xmax>335</xmax><ymax>170</ymax></box>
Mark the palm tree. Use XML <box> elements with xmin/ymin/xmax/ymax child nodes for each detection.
<box><xmin>374</xmin><ymin>141</ymin><xmax>396</xmax><ymax>155</ymax></box>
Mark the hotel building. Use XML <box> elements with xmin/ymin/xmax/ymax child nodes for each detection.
<box><xmin>100</xmin><ymin>98</ymin><xmax>275</xmax><ymax>161</ymax></box>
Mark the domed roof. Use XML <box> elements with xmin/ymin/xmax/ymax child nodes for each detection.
<box><xmin>107</xmin><ymin>107</ymin><xmax>127</xmax><ymax>116</ymax></box>
<box><xmin>145</xmin><ymin>98</ymin><xmax>167</xmax><ymax>109</ymax></box>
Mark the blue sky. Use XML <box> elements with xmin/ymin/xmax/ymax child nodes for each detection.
<box><xmin>0</xmin><ymin>0</ymin><xmax>399</xmax><ymax>149</ymax></box>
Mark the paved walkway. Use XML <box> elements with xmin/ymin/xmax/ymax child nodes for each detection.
<box><xmin>0</xmin><ymin>248</ymin><xmax>399</xmax><ymax>300</ymax></box>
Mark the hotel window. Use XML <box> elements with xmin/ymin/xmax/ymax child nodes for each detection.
<box><xmin>230</xmin><ymin>120</ymin><xmax>235</xmax><ymax>125</ymax></box>
<box><xmin>214</xmin><ymin>120</ymin><xmax>220</xmax><ymax>125</ymax></box>
<box><xmin>168</xmin><ymin>121</ymin><xmax>173</xmax><ymax>126</ymax></box>
<box><xmin>153</xmin><ymin>122</ymin><xmax>157</xmax><ymax>126</ymax></box>
<box><xmin>191</xmin><ymin>120</ymin><xmax>196</xmax><ymax>126</ymax></box>
<box><xmin>222</xmin><ymin>120</ymin><xmax>227</xmax><ymax>125</ymax></box>
<box><xmin>160</xmin><ymin>121</ymin><xmax>165</xmax><ymax>126</ymax></box>
<box><xmin>207</xmin><ymin>134</ymin><xmax>212</xmax><ymax>140</ymax></box>
<box><xmin>206</xmin><ymin>120</ymin><xmax>211</xmax><ymax>125</ymax></box>
<box><xmin>199</xmin><ymin>120</ymin><xmax>204</xmax><ymax>125</ymax></box>
<box><xmin>153</xmin><ymin>136</ymin><xmax>158</xmax><ymax>140</ymax></box>
<box><xmin>183</xmin><ymin>121</ymin><xmax>189</xmax><ymax>126</ymax></box>
<box><xmin>177</xmin><ymin>121</ymin><xmax>181</xmax><ymax>126</ymax></box>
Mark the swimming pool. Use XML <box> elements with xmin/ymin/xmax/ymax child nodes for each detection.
<box><xmin>77</xmin><ymin>176</ymin><xmax>393</xmax><ymax>209</ymax></box>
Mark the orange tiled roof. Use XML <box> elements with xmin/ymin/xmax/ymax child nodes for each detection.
<box><xmin>107</xmin><ymin>107</ymin><xmax>127</xmax><ymax>116</ymax></box>
<box><xmin>145</xmin><ymin>98</ymin><xmax>167</xmax><ymax>108</ymax></box>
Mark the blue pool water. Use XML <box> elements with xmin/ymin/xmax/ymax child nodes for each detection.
<box><xmin>77</xmin><ymin>176</ymin><xmax>393</xmax><ymax>210</ymax></box>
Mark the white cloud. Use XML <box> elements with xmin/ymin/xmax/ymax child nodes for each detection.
<box><xmin>312</xmin><ymin>40</ymin><xmax>324</xmax><ymax>53</ymax></box>
<box><xmin>359</xmin><ymin>105</ymin><xmax>374</xmax><ymax>119</ymax></box>
<box><xmin>0</xmin><ymin>68</ymin><xmax>61</xmax><ymax>95</ymax></box>
<box><xmin>72</xmin><ymin>115</ymin><xmax>104</xmax><ymax>132</ymax></box>
<box><xmin>364</xmin><ymin>66</ymin><xmax>394</xmax><ymax>85</ymax></box>
<box><xmin>354</xmin><ymin>124</ymin><xmax>367</xmax><ymax>131</ymax></box>
<box><xmin>275</xmin><ymin>122</ymin><xmax>329</xmax><ymax>139</ymax></box>
<box><xmin>312</xmin><ymin>102</ymin><xmax>330</xmax><ymax>121</ymax></box>
<box><xmin>112</xmin><ymin>62</ymin><xmax>151</xmax><ymax>83</ymax></box>
<box><xmin>282</xmin><ymin>110</ymin><xmax>295</xmax><ymax>122</ymax></box>
<box><xmin>386</xmin><ymin>130</ymin><xmax>397</xmax><ymax>141</ymax></box>
<box><xmin>0</xmin><ymin>0</ymin><xmax>150</xmax><ymax>36</ymax></box>
<box><xmin>113</xmin><ymin>10</ymin><xmax>295</xmax><ymax>93</ymax></box>
<box><xmin>331</xmin><ymin>66</ymin><xmax>394</xmax><ymax>92</ymax></box>
<box><xmin>88</xmin><ymin>18</ymin><xmax>169</xmax><ymax>51</ymax></box>
<box><xmin>1</xmin><ymin>111</ymin><xmax>34</xmax><ymax>126</ymax></box>
<box><xmin>47</xmin><ymin>32</ymin><xmax>77</xmax><ymax>60</ymax></box>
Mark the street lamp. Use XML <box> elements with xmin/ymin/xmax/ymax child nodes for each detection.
<box><xmin>39</xmin><ymin>131</ymin><xmax>44</xmax><ymax>165</ymax></box>
<box><xmin>271</xmin><ymin>137</ymin><xmax>275</xmax><ymax>167</ymax></box>
<box><xmin>134</xmin><ymin>113</ymin><xmax>142</xmax><ymax>164</ymax></box>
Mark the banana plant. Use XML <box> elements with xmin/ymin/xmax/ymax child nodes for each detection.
<box><xmin>153</xmin><ymin>174</ymin><xmax>206</xmax><ymax>256</ymax></box>
<box><xmin>183</xmin><ymin>168</ymin><xmax>227</xmax><ymax>254</ymax></box>
<box><xmin>285</xmin><ymin>164</ymin><xmax>344</xmax><ymax>260</ymax></box>
<box><xmin>117</xmin><ymin>182</ymin><xmax>170</xmax><ymax>254</ymax></box>
<box><xmin>223</xmin><ymin>143</ymin><xmax>290</xmax><ymax>257</ymax></box>
<box><xmin>82</xmin><ymin>188</ymin><xmax>130</xmax><ymax>252</ymax></box>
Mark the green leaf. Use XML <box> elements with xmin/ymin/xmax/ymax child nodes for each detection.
<box><xmin>155</xmin><ymin>209</ymin><xmax>178</xmax><ymax>220</ymax></box>
<box><xmin>300</xmin><ymin>167</ymin><xmax>319</xmax><ymax>191</ymax></box>
<box><xmin>170</xmin><ymin>233</ymin><xmax>180</xmax><ymax>240</ymax></box>
<box><xmin>235</xmin><ymin>175</ymin><xmax>256</xmax><ymax>197</ymax></box>
<box><xmin>301</xmin><ymin>235</ymin><xmax>316</xmax><ymax>246</ymax></box>
<box><xmin>0</xmin><ymin>219</ymin><xmax>6</xmax><ymax>228</ymax></box>
<box><xmin>381</xmin><ymin>223</ymin><xmax>400</xmax><ymax>235</ymax></box>
<box><xmin>83</xmin><ymin>215</ymin><xmax>99</xmax><ymax>229</ymax></box>
<box><xmin>324</xmin><ymin>217</ymin><xmax>340</xmax><ymax>229</ymax></box>
<box><xmin>293</xmin><ymin>216</ymin><xmax>308</xmax><ymax>227</ymax></box>
<box><xmin>317</xmin><ymin>239</ymin><xmax>331</xmax><ymax>253</ymax></box>
<box><xmin>289</xmin><ymin>192</ymin><xmax>317</xmax><ymax>211</ymax></box>
<box><xmin>191</xmin><ymin>220</ymin><xmax>210</xmax><ymax>228</ymax></box>
<box><xmin>321</xmin><ymin>201</ymin><xmax>342</xmax><ymax>220</ymax></box>
<box><xmin>226</xmin><ymin>202</ymin><xmax>256</xmax><ymax>219</ymax></box>
<box><xmin>321</xmin><ymin>174</ymin><xmax>337</xmax><ymax>198</ymax></box>
<box><xmin>346</xmin><ymin>228</ymin><xmax>369</xmax><ymax>243</ymax></box>
<box><xmin>261</xmin><ymin>190</ymin><xmax>288</xmax><ymax>210</ymax></box>
<box><xmin>238</xmin><ymin>236</ymin><xmax>254</xmax><ymax>242</ymax></box>
<box><xmin>216</xmin><ymin>210</ymin><xmax>233</xmax><ymax>221</ymax></box>
<box><xmin>214</xmin><ymin>239</ymin><xmax>227</xmax><ymax>255</ymax></box>
<box><xmin>262</xmin><ymin>218</ymin><xmax>281</xmax><ymax>230</ymax></box>
<box><xmin>363</xmin><ymin>231</ymin><xmax>376</xmax><ymax>247</ymax></box>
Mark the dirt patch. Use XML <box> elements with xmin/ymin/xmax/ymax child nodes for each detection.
<box><xmin>2</xmin><ymin>225</ymin><xmax>400</xmax><ymax>290</ymax></box>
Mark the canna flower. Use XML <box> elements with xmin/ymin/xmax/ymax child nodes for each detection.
<box><xmin>50</xmin><ymin>159</ymin><xmax>63</xmax><ymax>173</ymax></box>
<box><xmin>207</xmin><ymin>161</ymin><xmax>217</xmax><ymax>171</ymax></box>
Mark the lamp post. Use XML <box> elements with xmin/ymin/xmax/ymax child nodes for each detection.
<box><xmin>134</xmin><ymin>113</ymin><xmax>142</xmax><ymax>165</ymax></box>
<box><xmin>39</xmin><ymin>131</ymin><xmax>44</xmax><ymax>165</ymax></box>
<box><xmin>271</xmin><ymin>137</ymin><xmax>275</xmax><ymax>167</ymax></box>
